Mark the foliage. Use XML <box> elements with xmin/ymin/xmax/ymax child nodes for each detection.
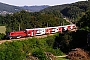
<box><xmin>0</xmin><ymin>42</ymin><xmax>26</xmax><ymax>60</ymax></box>
<box><xmin>0</xmin><ymin>10</ymin><xmax>68</xmax><ymax>32</ymax></box>
<box><xmin>0</xmin><ymin>33</ymin><xmax>5</xmax><ymax>40</ymax></box>
<box><xmin>0</xmin><ymin>30</ymin><xmax>88</xmax><ymax>59</ymax></box>
<box><xmin>46</xmin><ymin>47</ymin><xmax>64</xmax><ymax>56</ymax></box>
<box><xmin>52</xmin><ymin>30</ymin><xmax>88</xmax><ymax>53</ymax></box>
<box><xmin>32</xmin><ymin>48</ymin><xmax>47</xmax><ymax>60</ymax></box>
<box><xmin>41</xmin><ymin>1</ymin><xmax>89</xmax><ymax>23</ymax></box>
<box><xmin>46</xmin><ymin>35</ymin><xmax>55</xmax><ymax>47</ymax></box>
<box><xmin>0</xmin><ymin>34</ymin><xmax>65</xmax><ymax>60</ymax></box>
<box><xmin>70</xmin><ymin>30</ymin><xmax>88</xmax><ymax>48</ymax></box>
<box><xmin>53</xmin><ymin>32</ymin><xmax>72</xmax><ymax>53</ymax></box>
<box><xmin>61</xmin><ymin>6</ymin><xmax>83</xmax><ymax>19</ymax></box>
<box><xmin>77</xmin><ymin>10</ymin><xmax>90</xmax><ymax>32</ymax></box>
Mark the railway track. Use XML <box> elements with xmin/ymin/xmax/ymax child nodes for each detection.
<box><xmin>0</xmin><ymin>34</ymin><xmax>54</xmax><ymax>44</ymax></box>
<box><xmin>0</xmin><ymin>38</ymin><xmax>26</xmax><ymax>44</ymax></box>
<box><xmin>63</xmin><ymin>17</ymin><xmax>73</xmax><ymax>24</ymax></box>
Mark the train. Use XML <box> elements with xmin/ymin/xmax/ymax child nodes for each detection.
<box><xmin>6</xmin><ymin>24</ymin><xmax>76</xmax><ymax>39</ymax></box>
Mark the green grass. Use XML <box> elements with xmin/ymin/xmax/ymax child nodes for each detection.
<box><xmin>0</xmin><ymin>26</ymin><xmax>6</xmax><ymax>34</ymax></box>
<box><xmin>56</xmin><ymin>58</ymin><xmax>69</xmax><ymax>60</ymax></box>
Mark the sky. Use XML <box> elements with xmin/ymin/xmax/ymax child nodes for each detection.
<box><xmin>0</xmin><ymin>0</ymin><xmax>86</xmax><ymax>6</ymax></box>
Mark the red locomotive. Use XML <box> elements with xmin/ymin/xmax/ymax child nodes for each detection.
<box><xmin>6</xmin><ymin>31</ymin><xmax>27</xmax><ymax>39</ymax></box>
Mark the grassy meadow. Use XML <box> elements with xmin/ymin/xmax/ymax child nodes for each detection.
<box><xmin>0</xmin><ymin>26</ymin><xmax>6</xmax><ymax>34</ymax></box>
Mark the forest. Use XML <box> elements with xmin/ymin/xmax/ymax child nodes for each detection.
<box><xmin>41</xmin><ymin>1</ymin><xmax>89</xmax><ymax>23</ymax></box>
<box><xmin>0</xmin><ymin>10</ymin><xmax>69</xmax><ymax>32</ymax></box>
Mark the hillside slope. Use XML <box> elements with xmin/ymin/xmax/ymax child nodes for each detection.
<box><xmin>0</xmin><ymin>2</ymin><xmax>23</xmax><ymax>12</ymax></box>
<box><xmin>0</xmin><ymin>2</ymin><xmax>49</xmax><ymax>13</ymax></box>
<box><xmin>22</xmin><ymin>5</ymin><xmax>49</xmax><ymax>12</ymax></box>
<box><xmin>40</xmin><ymin>1</ymin><xmax>89</xmax><ymax>21</ymax></box>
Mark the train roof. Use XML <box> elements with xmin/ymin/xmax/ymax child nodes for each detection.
<box><xmin>25</xmin><ymin>29</ymin><xmax>34</xmax><ymax>30</ymax></box>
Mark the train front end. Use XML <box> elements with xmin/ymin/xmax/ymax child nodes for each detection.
<box><xmin>6</xmin><ymin>31</ymin><xmax>27</xmax><ymax>39</ymax></box>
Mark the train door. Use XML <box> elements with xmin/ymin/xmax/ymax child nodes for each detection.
<box><xmin>26</xmin><ymin>29</ymin><xmax>35</xmax><ymax>37</ymax></box>
<box><xmin>58</xmin><ymin>26</ymin><xmax>62</xmax><ymax>33</ymax></box>
<box><xmin>51</xmin><ymin>27</ymin><xmax>58</xmax><ymax>33</ymax></box>
<box><xmin>67</xmin><ymin>25</ymin><xmax>71</xmax><ymax>30</ymax></box>
<box><xmin>71</xmin><ymin>24</ymin><xmax>76</xmax><ymax>30</ymax></box>
<box><xmin>45</xmin><ymin>28</ymin><xmax>52</xmax><ymax>34</ymax></box>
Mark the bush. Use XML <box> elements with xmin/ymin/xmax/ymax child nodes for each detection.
<box><xmin>0</xmin><ymin>42</ymin><xmax>26</xmax><ymax>60</ymax></box>
<box><xmin>46</xmin><ymin>47</ymin><xmax>64</xmax><ymax>56</ymax></box>
<box><xmin>0</xmin><ymin>33</ymin><xmax>5</xmax><ymax>40</ymax></box>
<box><xmin>0</xmin><ymin>33</ymin><xmax>65</xmax><ymax>60</ymax></box>
<box><xmin>46</xmin><ymin>35</ymin><xmax>55</xmax><ymax>47</ymax></box>
<box><xmin>32</xmin><ymin>48</ymin><xmax>47</xmax><ymax>60</ymax></box>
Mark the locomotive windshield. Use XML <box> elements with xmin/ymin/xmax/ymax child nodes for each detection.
<box><xmin>6</xmin><ymin>32</ymin><xmax>10</xmax><ymax>36</ymax></box>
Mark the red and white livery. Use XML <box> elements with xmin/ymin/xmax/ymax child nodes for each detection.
<box><xmin>6</xmin><ymin>24</ymin><xmax>76</xmax><ymax>39</ymax></box>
